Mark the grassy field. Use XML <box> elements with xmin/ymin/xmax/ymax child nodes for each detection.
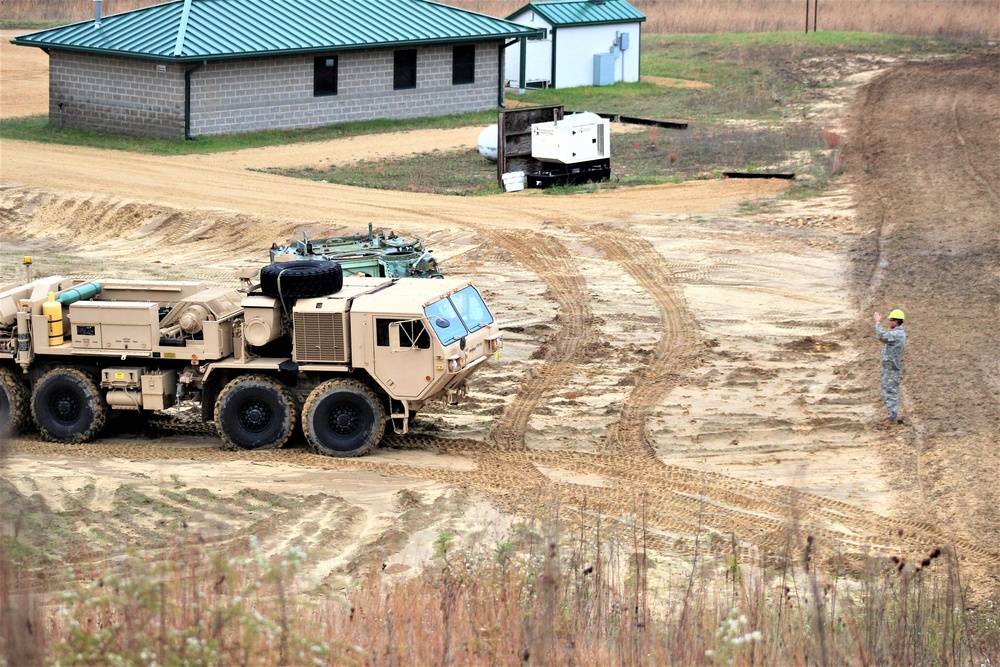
<box><xmin>267</xmin><ymin>32</ymin><xmax>959</xmax><ymax>195</ymax></box>
<box><xmin>520</xmin><ymin>32</ymin><xmax>969</xmax><ymax>120</ymax></box>
<box><xmin>4</xmin><ymin>0</ymin><xmax>998</xmax><ymax>39</ymax></box>
<box><xmin>271</xmin><ymin>124</ymin><xmax>829</xmax><ymax>195</ymax></box>
<box><xmin>3</xmin><ymin>32</ymin><xmax>966</xmax><ymax>196</ymax></box>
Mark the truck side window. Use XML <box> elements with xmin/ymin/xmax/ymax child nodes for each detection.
<box><xmin>376</xmin><ymin>318</ymin><xmax>430</xmax><ymax>349</ymax></box>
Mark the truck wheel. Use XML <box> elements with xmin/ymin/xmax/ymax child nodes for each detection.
<box><xmin>302</xmin><ymin>379</ymin><xmax>385</xmax><ymax>457</ymax></box>
<box><xmin>0</xmin><ymin>367</ymin><xmax>30</xmax><ymax>437</ymax></box>
<box><xmin>215</xmin><ymin>375</ymin><xmax>296</xmax><ymax>451</ymax></box>
<box><xmin>31</xmin><ymin>368</ymin><xmax>108</xmax><ymax>443</ymax></box>
<box><xmin>260</xmin><ymin>260</ymin><xmax>343</xmax><ymax>299</ymax></box>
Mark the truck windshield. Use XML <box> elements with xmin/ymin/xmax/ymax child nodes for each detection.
<box><xmin>424</xmin><ymin>286</ymin><xmax>494</xmax><ymax>346</ymax></box>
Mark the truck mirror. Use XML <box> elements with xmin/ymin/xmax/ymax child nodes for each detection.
<box><xmin>435</xmin><ymin>316</ymin><xmax>450</xmax><ymax>328</ymax></box>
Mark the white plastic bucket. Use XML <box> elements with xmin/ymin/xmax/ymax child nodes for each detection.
<box><xmin>502</xmin><ymin>171</ymin><xmax>525</xmax><ymax>192</ymax></box>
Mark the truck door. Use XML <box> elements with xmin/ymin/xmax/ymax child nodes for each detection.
<box><xmin>372</xmin><ymin>317</ymin><xmax>434</xmax><ymax>398</ymax></box>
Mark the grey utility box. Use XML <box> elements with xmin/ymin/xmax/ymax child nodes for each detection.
<box><xmin>593</xmin><ymin>53</ymin><xmax>615</xmax><ymax>86</ymax></box>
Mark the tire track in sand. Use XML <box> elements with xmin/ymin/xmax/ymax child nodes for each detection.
<box><xmin>951</xmin><ymin>97</ymin><xmax>1000</xmax><ymax>206</ymax></box>
<box><xmin>581</xmin><ymin>225</ymin><xmax>702</xmax><ymax>458</ymax></box>
<box><xmin>9</xmin><ymin>436</ymin><xmax>998</xmax><ymax>572</ymax></box>
<box><xmin>474</xmin><ymin>228</ymin><xmax>595</xmax><ymax>450</ymax></box>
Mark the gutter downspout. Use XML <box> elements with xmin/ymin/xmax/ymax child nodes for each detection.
<box><xmin>497</xmin><ymin>42</ymin><xmax>505</xmax><ymax>108</ymax></box>
<box><xmin>518</xmin><ymin>36</ymin><xmax>527</xmax><ymax>94</ymax></box>
<box><xmin>550</xmin><ymin>28</ymin><xmax>557</xmax><ymax>89</ymax></box>
<box><xmin>184</xmin><ymin>61</ymin><xmax>204</xmax><ymax>140</ymax></box>
<box><xmin>177</xmin><ymin>0</ymin><xmax>199</xmax><ymax>139</ymax></box>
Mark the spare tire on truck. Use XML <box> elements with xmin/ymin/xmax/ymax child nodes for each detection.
<box><xmin>260</xmin><ymin>260</ymin><xmax>343</xmax><ymax>299</ymax></box>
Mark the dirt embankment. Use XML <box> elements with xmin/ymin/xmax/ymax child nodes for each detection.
<box><xmin>846</xmin><ymin>53</ymin><xmax>1000</xmax><ymax>563</ymax></box>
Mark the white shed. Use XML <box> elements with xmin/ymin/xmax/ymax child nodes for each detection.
<box><xmin>504</xmin><ymin>0</ymin><xmax>645</xmax><ymax>90</ymax></box>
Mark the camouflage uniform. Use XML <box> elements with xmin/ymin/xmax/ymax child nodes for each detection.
<box><xmin>875</xmin><ymin>322</ymin><xmax>906</xmax><ymax>420</ymax></box>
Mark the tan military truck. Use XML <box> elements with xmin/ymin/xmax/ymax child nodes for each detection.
<box><xmin>0</xmin><ymin>260</ymin><xmax>501</xmax><ymax>456</ymax></box>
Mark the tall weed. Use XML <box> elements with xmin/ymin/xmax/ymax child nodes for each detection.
<box><xmin>4</xmin><ymin>492</ymin><xmax>998</xmax><ymax>665</ymax></box>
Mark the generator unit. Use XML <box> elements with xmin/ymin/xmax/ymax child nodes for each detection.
<box><xmin>528</xmin><ymin>112</ymin><xmax>611</xmax><ymax>188</ymax></box>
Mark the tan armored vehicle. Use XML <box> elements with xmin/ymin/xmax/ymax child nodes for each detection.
<box><xmin>0</xmin><ymin>260</ymin><xmax>501</xmax><ymax>456</ymax></box>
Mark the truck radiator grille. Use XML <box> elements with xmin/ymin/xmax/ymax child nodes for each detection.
<box><xmin>293</xmin><ymin>312</ymin><xmax>348</xmax><ymax>363</ymax></box>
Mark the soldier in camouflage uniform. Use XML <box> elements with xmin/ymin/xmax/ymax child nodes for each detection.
<box><xmin>874</xmin><ymin>309</ymin><xmax>906</xmax><ymax>422</ymax></box>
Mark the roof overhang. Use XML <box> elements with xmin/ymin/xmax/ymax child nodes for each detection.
<box><xmin>11</xmin><ymin>32</ymin><xmax>542</xmax><ymax>63</ymax></box>
<box><xmin>10</xmin><ymin>0</ymin><xmax>544</xmax><ymax>62</ymax></box>
<box><xmin>506</xmin><ymin>1</ymin><xmax>646</xmax><ymax>28</ymax></box>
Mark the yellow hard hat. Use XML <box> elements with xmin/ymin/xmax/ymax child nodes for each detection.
<box><xmin>888</xmin><ymin>309</ymin><xmax>905</xmax><ymax>321</ymax></box>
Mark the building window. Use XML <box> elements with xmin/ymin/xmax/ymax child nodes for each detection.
<box><xmin>314</xmin><ymin>55</ymin><xmax>338</xmax><ymax>96</ymax></box>
<box><xmin>394</xmin><ymin>49</ymin><xmax>417</xmax><ymax>90</ymax></box>
<box><xmin>452</xmin><ymin>44</ymin><xmax>475</xmax><ymax>85</ymax></box>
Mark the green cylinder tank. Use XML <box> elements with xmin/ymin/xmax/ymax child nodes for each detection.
<box><xmin>57</xmin><ymin>282</ymin><xmax>102</xmax><ymax>305</ymax></box>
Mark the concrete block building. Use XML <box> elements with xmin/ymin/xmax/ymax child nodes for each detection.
<box><xmin>12</xmin><ymin>0</ymin><xmax>541</xmax><ymax>138</ymax></box>
<box><xmin>504</xmin><ymin>0</ymin><xmax>644</xmax><ymax>90</ymax></box>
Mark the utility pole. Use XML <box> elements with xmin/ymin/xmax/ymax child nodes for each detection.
<box><xmin>814</xmin><ymin>0</ymin><xmax>819</xmax><ymax>32</ymax></box>
<box><xmin>805</xmin><ymin>0</ymin><xmax>810</xmax><ymax>34</ymax></box>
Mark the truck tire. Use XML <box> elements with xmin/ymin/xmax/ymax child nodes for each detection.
<box><xmin>0</xmin><ymin>366</ymin><xmax>30</xmax><ymax>437</ymax></box>
<box><xmin>302</xmin><ymin>379</ymin><xmax>385</xmax><ymax>457</ymax></box>
<box><xmin>31</xmin><ymin>368</ymin><xmax>108</xmax><ymax>443</ymax></box>
<box><xmin>260</xmin><ymin>260</ymin><xmax>343</xmax><ymax>299</ymax></box>
<box><xmin>215</xmin><ymin>375</ymin><xmax>296</xmax><ymax>451</ymax></box>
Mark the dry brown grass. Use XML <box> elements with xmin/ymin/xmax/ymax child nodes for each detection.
<box><xmin>633</xmin><ymin>0</ymin><xmax>1000</xmax><ymax>38</ymax></box>
<box><xmin>3</xmin><ymin>486</ymin><xmax>999</xmax><ymax>665</ymax></box>
<box><xmin>4</xmin><ymin>0</ymin><xmax>998</xmax><ymax>39</ymax></box>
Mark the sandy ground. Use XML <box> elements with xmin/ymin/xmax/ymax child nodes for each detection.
<box><xmin>2</xmin><ymin>47</ymin><xmax>998</xmax><ymax>593</ymax></box>
<box><xmin>643</xmin><ymin>75</ymin><xmax>713</xmax><ymax>90</ymax></box>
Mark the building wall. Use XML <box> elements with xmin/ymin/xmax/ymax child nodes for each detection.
<box><xmin>554</xmin><ymin>22</ymin><xmax>641</xmax><ymax>89</ymax></box>
<box><xmin>47</xmin><ymin>41</ymin><xmax>501</xmax><ymax>138</ymax></box>
<box><xmin>503</xmin><ymin>17</ymin><xmax>642</xmax><ymax>90</ymax></box>
<box><xmin>49</xmin><ymin>51</ymin><xmax>186</xmax><ymax>138</ymax></box>
<box><xmin>504</xmin><ymin>12</ymin><xmax>553</xmax><ymax>86</ymax></box>
<box><xmin>191</xmin><ymin>41</ymin><xmax>499</xmax><ymax>136</ymax></box>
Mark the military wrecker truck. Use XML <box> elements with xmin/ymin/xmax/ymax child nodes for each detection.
<box><xmin>0</xmin><ymin>260</ymin><xmax>501</xmax><ymax>457</ymax></box>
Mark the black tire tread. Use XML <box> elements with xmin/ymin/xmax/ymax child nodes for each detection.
<box><xmin>260</xmin><ymin>260</ymin><xmax>343</xmax><ymax>299</ymax></box>
<box><xmin>0</xmin><ymin>366</ymin><xmax>30</xmax><ymax>436</ymax></box>
<box><xmin>31</xmin><ymin>367</ymin><xmax>107</xmax><ymax>444</ymax></box>
<box><xmin>214</xmin><ymin>374</ymin><xmax>296</xmax><ymax>451</ymax></box>
<box><xmin>303</xmin><ymin>379</ymin><xmax>384</xmax><ymax>457</ymax></box>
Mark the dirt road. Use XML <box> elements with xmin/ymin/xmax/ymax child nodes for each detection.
<box><xmin>2</xmin><ymin>53</ymin><xmax>998</xmax><ymax>592</ymax></box>
<box><xmin>0</xmin><ymin>138</ymin><xmax>787</xmax><ymax>232</ymax></box>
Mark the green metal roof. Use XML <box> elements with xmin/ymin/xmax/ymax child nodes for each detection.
<box><xmin>507</xmin><ymin>0</ymin><xmax>644</xmax><ymax>27</ymax></box>
<box><xmin>12</xmin><ymin>0</ymin><xmax>541</xmax><ymax>62</ymax></box>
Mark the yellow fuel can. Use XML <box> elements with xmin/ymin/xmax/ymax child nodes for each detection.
<box><xmin>42</xmin><ymin>291</ymin><xmax>63</xmax><ymax>346</ymax></box>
